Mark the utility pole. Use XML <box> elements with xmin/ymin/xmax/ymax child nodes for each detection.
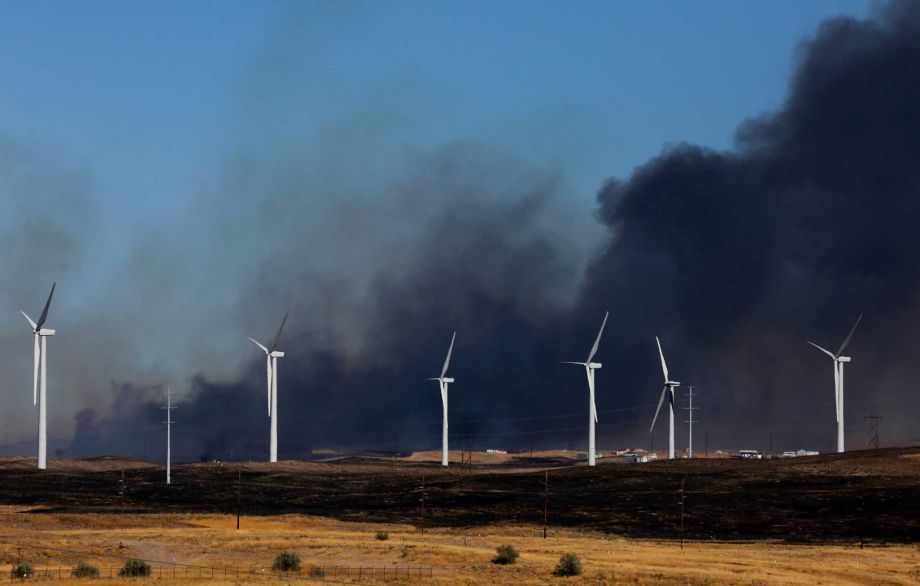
<box><xmin>769</xmin><ymin>431</ymin><xmax>773</xmax><ymax>459</ymax></box>
<box><xmin>704</xmin><ymin>432</ymin><xmax>709</xmax><ymax>459</ymax></box>
<box><xmin>162</xmin><ymin>387</ymin><xmax>176</xmax><ymax>485</ymax></box>
<box><xmin>679</xmin><ymin>477</ymin><xmax>685</xmax><ymax>549</ymax></box>
<box><xmin>684</xmin><ymin>386</ymin><xmax>697</xmax><ymax>458</ymax></box>
<box><xmin>543</xmin><ymin>470</ymin><xmax>548</xmax><ymax>539</ymax></box>
<box><xmin>236</xmin><ymin>467</ymin><xmax>241</xmax><ymax>530</ymax></box>
<box><xmin>865</xmin><ymin>416</ymin><xmax>880</xmax><ymax>450</ymax></box>
<box><xmin>119</xmin><ymin>469</ymin><xmax>126</xmax><ymax>513</ymax></box>
<box><xmin>420</xmin><ymin>474</ymin><xmax>426</xmax><ymax>533</ymax></box>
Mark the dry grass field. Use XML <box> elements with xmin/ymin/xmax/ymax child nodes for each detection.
<box><xmin>0</xmin><ymin>449</ymin><xmax>919</xmax><ymax>584</ymax></box>
<box><xmin>0</xmin><ymin>506</ymin><xmax>918</xmax><ymax>585</ymax></box>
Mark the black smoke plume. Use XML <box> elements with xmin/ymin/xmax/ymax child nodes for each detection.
<box><xmin>71</xmin><ymin>1</ymin><xmax>920</xmax><ymax>460</ymax></box>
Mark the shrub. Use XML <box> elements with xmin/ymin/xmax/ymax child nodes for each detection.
<box><xmin>553</xmin><ymin>552</ymin><xmax>582</xmax><ymax>576</ymax></box>
<box><xmin>492</xmin><ymin>544</ymin><xmax>519</xmax><ymax>565</ymax></box>
<box><xmin>272</xmin><ymin>551</ymin><xmax>301</xmax><ymax>572</ymax></box>
<box><xmin>308</xmin><ymin>566</ymin><xmax>325</xmax><ymax>577</ymax></box>
<box><xmin>375</xmin><ymin>531</ymin><xmax>389</xmax><ymax>541</ymax></box>
<box><xmin>11</xmin><ymin>562</ymin><xmax>33</xmax><ymax>578</ymax></box>
<box><xmin>72</xmin><ymin>562</ymin><xmax>100</xmax><ymax>578</ymax></box>
<box><xmin>118</xmin><ymin>559</ymin><xmax>151</xmax><ymax>577</ymax></box>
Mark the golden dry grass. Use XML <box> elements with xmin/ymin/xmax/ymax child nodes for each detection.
<box><xmin>0</xmin><ymin>506</ymin><xmax>917</xmax><ymax>585</ymax></box>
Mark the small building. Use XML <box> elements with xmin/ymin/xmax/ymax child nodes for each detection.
<box><xmin>732</xmin><ymin>449</ymin><xmax>763</xmax><ymax>460</ymax></box>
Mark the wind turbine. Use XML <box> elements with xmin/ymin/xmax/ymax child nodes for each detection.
<box><xmin>20</xmin><ymin>283</ymin><xmax>56</xmax><ymax>470</ymax></box>
<box><xmin>562</xmin><ymin>311</ymin><xmax>609</xmax><ymax>467</ymax></box>
<box><xmin>808</xmin><ymin>314</ymin><xmax>861</xmax><ymax>453</ymax></box>
<box><xmin>248</xmin><ymin>311</ymin><xmax>288</xmax><ymax>463</ymax></box>
<box><xmin>428</xmin><ymin>332</ymin><xmax>455</xmax><ymax>467</ymax></box>
<box><xmin>650</xmin><ymin>336</ymin><xmax>680</xmax><ymax>460</ymax></box>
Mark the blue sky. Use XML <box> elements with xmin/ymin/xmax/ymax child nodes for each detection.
<box><xmin>1</xmin><ymin>0</ymin><xmax>869</xmax><ymax>218</ymax></box>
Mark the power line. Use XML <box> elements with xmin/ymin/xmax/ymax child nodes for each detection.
<box><xmin>683</xmin><ymin>386</ymin><xmax>697</xmax><ymax>458</ymax></box>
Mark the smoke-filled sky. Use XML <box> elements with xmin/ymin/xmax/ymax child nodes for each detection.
<box><xmin>3</xmin><ymin>0</ymin><xmax>919</xmax><ymax>460</ymax></box>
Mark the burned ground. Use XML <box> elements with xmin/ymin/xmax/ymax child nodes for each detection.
<box><xmin>0</xmin><ymin>448</ymin><xmax>917</xmax><ymax>543</ymax></box>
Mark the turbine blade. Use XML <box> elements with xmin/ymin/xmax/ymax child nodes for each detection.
<box><xmin>33</xmin><ymin>334</ymin><xmax>40</xmax><ymax>405</ymax></box>
<box><xmin>833</xmin><ymin>361</ymin><xmax>840</xmax><ymax>423</ymax></box>
<box><xmin>440</xmin><ymin>331</ymin><xmax>456</xmax><ymax>379</ymax></box>
<box><xmin>592</xmin><ymin>400</ymin><xmax>598</xmax><ymax>423</ymax></box>
<box><xmin>269</xmin><ymin>310</ymin><xmax>289</xmax><ymax>352</ymax></box>
<box><xmin>36</xmin><ymin>282</ymin><xmax>55</xmax><ymax>330</ymax></box>
<box><xmin>836</xmin><ymin>314</ymin><xmax>862</xmax><ymax>357</ymax></box>
<box><xmin>807</xmin><ymin>341</ymin><xmax>835</xmax><ymax>359</ymax></box>
<box><xmin>655</xmin><ymin>336</ymin><xmax>669</xmax><ymax>382</ymax></box>
<box><xmin>586</xmin><ymin>311</ymin><xmax>609</xmax><ymax>363</ymax></box>
<box><xmin>561</xmin><ymin>361</ymin><xmax>587</xmax><ymax>365</ymax></box>
<box><xmin>20</xmin><ymin>311</ymin><xmax>37</xmax><ymax>330</ymax></box>
<box><xmin>649</xmin><ymin>386</ymin><xmax>667</xmax><ymax>432</ymax></box>
<box><xmin>248</xmin><ymin>337</ymin><xmax>269</xmax><ymax>354</ymax></box>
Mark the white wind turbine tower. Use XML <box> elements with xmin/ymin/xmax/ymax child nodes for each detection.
<box><xmin>808</xmin><ymin>314</ymin><xmax>861</xmax><ymax>453</ymax></box>
<box><xmin>249</xmin><ymin>311</ymin><xmax>288</xmax><ymax>463</ymax></box>
<box><xmin>428</xmin><ymin>332</ymin><xmax>455</xmax><ymax>467</ymax></box>
<box><xmin>650</xmin><ymin>336</ymin><xmax>680</xmax><ymax>460</ymax></box>
<box><xmin>562</xmin><ymin>311</ymin><xmax>609</xmax><ymax>467</ymax></box>
<box><xmin>20</xmin><ymin>283</ymin><xmax>56</xmax><ymax>470</ymax></box>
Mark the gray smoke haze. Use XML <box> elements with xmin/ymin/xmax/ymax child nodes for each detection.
<box><xmin>5</xmin><ymin>1</ymin><xmax>919</xmax><ymax>460</ymax></box>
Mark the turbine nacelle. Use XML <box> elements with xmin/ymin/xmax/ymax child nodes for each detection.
<box><xmin>837</xmin><ymin>356</ymin><xmax>851</xmax><ymax>363</ymax></box>
<box><xmin>588</xmin><ymin>362</ymin><xmax>602</xmax><ymax>369</ymax></box>
<box><xmin>442</xmin><ymin>377</ymin><xmax>454</xmax><ymax>383</ymax></box>
<box><xmin>38</xmin><ymin>329</ymin><xmax>56</xmax><ymax>336</ymax></box>
<box><xmin>270</xmin><ymin>351</ymin><xmax>284</xmax><ymax>358</ymax></box>
<box><xmin>666</xmin><ymin>380</ymin><xmax>680</xmax><ymax>387</ymax></box>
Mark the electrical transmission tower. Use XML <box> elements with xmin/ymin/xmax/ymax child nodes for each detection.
<box><xmin>162</xmin><ymin>386</ymin><xmax>176</xmax><ymax>485</ymax></box>
<box><xmin>865</xmin><ymin>415</ymin><xmax>880</xmax><ymax>450</ymax></box>
<box><xmin>684</xmin><ymin>386</ymin><xmax>698</xmax><ymax>458</ymax></box>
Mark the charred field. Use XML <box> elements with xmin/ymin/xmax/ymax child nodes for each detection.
<box><xmin>0</xmin><ymin>447</ymin><xmax>918</xmax><ymax>543</ymax></box>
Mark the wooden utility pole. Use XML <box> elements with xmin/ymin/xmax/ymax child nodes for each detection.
<box><xmin>236</xmin><ymin>468</ymin><xmax>241</xmax><ymax>530</ymax></box>
<box><xmin>420</xmin><ymin>474</ymin><xmax>426</xmax><ymax>532</ymax></box>
<box><xmin>543</xmin><ymin>470</ymin><xmax>548</xmax><ymax>539</ymax></box>
<box><xmin>119</xmin><ymin>469</ymin><xmax>126</xmax><ymax>513</ymax></box>
<box><xmin>679</xmin><ymin>477</ymin><xmax>685</xmax><ymax>550</ymax></box>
